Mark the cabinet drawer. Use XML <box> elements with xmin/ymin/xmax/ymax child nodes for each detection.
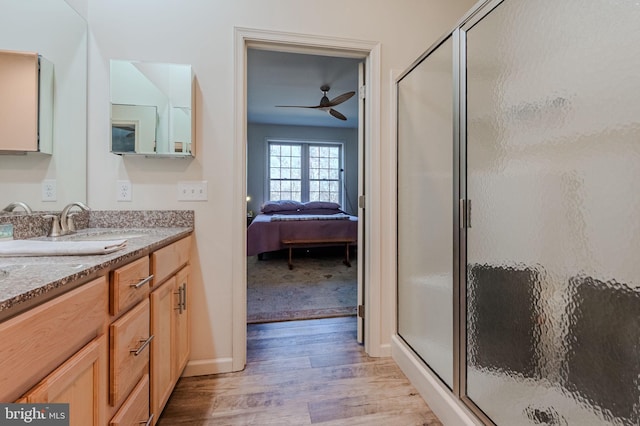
<box><xmin>0</xmin><ymin>277</ymin><xmax>107</xmax><ymax>402</ymax></box>
<box><xmin>151</xmin><ymin>236</ymin><xmax>191</xmax><ymax>286</ymax></box>
<box><xmin>110</xmin><ymin>256</ymin><xmax>151</xmax><ymax>316</ymax></box>
<box><xmin>110</xmin><ymin>374</ymin><xmax>151</xmax><ymax>426</ymax></box>
<box><xmin>110</xmin><ymin>299</ymin><xmax>151</xmax><ymax>406</ymax></box>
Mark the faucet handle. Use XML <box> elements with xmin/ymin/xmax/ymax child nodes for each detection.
<box><xmin>66</xmin><ymin>213</ymin><xmax>78</xmax><ymax>233</ymax></box>
<box><xmin>43</xmin><ymin>214</ymin><xmax>62</xmax><ymax>237</ymax></box>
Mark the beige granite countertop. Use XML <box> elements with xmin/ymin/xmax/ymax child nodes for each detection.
<box><xmin>0</xmin><ymin>226</ymin><xmax>192</xmax><ymax>321</ymax></box>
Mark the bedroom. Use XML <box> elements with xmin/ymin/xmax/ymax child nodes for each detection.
<box><xmin>245</xmin><ymin>48</ymin><xmax>362</xmax><ymax>325</ymax></box>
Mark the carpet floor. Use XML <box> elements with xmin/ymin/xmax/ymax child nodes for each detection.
<box><xmin>247</xmin><ymin>247</ymin><xmax>357</xmax><ymax>323</ymax></box>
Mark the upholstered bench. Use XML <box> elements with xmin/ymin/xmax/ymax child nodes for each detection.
<box><xmin>281</xmin><ymin>238</ymin><xmax>356</xmax><ymax>270</ymax></box>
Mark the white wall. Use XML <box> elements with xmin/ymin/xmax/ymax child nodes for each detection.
<box><xmin>86</xmin><ymin>0</ymin><xmax>477</xmax><ymax>374</ymax></box>
<box><xmin>247</xmin><ymin>123</ymin><xmax>359</xmax><ymax>215</ymax></box>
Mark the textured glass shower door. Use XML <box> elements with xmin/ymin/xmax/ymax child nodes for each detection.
<box><xmin>464</xmin><ymin>0</ymin><xmax>640</xmax><ymax>424</ymax></box>
<box><xmin>397</xmin><ymin>36</ymin><xmax>454</xmax><ymax>388</ymax></box>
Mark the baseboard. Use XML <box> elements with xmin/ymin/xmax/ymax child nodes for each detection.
<box><xmin>378</xmin><ymin>342</ymin><xmax>392</xmax><ymax>357</ymax></box>
<box><xmin>181</xmin><ymin>357</ymin><xmax>235</xmax><ymax>377</ymax></box>
<box><xmin>391</xmin><ymin>335</ymin><xmax>482</xmax><ymax>426</ymax></box>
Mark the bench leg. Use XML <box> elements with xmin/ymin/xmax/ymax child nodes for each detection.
<box><xmin>343</xmin><ymin>243</ymin><xmax>352</xmax><ymax>267</ymax></box>
<box><xmin>288</xmin><ymin>247</ymin><xmax>293</xmax><ymax>270</ymax></box>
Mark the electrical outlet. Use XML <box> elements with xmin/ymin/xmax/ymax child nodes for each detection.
<box><xmin>117</xmin><ymin>180</ymin><xmax>132</xmax><ymax>201</ymax></box>
<box><xmin>42</xmin><ymin>179</ymin><xmax>57</xmax><ymax>202</ymax></box>
<box><xmin>177</xmin><ymin>181</ymin><xmax>208</xmax><ymax>201</ymax></box>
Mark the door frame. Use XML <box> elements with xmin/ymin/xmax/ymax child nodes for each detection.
<box><xmin>233</xmin><ymin>27</ymin><xmax>381</xmax><ymax>370</ymax></box>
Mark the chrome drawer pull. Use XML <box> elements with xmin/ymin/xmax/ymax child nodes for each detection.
<box><xmin>175</xmin><ymin>284</ymin><xmax>187</xmax><ymax>313</ymax></box>
<box><xmin>174</xmin><ymin>289</ymin><xmax>183</xmax><ymax>314</ymax></box>
<box><xmin>130</xmin><ymin>335</ymin><xmax>154</xmax><ymax>356</ymax></box>
<box><xmin>130</xmin><ymin>275</ymin><xmax>153</xmax><ymax>289</ymax></box>
<box><xmin>139</xmin><ymin>414</ymin><xmax>154</xmax><ymax>426</ymax></box>
<box><xmin>181</xmin><ymin>284</ymin><xmax>187</xmax><ymax>311</ymax></box>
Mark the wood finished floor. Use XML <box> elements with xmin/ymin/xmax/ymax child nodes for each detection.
<box><xmin>158</xmin><ymin>316</ymin><xmax>442</xmax><ymax>425</ymax></box>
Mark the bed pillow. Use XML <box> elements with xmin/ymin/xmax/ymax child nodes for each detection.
<box><xmin>299</xmin><ymin>208</ymin><xmax>347</xmax><ymax>215</ymax></box>
<box><xmin>302</xmin><ymin>201</ymin><xmax>341</xmax><ymax>211</ymax></box>
<box><xmin>261</xmin><ymin>200</ymin><xmax>303</xmax><ymax>213</ymax></box>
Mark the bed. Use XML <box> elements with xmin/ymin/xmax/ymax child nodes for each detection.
<box><xmin>247</xmin><ymin>200</ymin><xmax>358</xmax><ymax>266</ymax></box>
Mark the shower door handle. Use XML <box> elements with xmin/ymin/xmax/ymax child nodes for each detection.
<box><xmin>460</xmin><ymin>199</ymin><xmax>472</xmax><ymax>229</ymax></box>
<box><xmin>467</xmin><ymin>199</ymin><xmax>472</xmax><ymax>228</ymax></box>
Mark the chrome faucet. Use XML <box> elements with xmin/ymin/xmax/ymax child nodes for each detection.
<box><xmin>59</xmin><ymin>201</ymin><xmax>90</xmax><ymax>235</ymax></box>
<box><xmin>2</xmin><ymin>201</ymin><xmax>33</xmax><ymax>214</ymax></box>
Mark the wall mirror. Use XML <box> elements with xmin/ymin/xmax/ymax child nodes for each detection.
<box><xmin>110</xmin><ymin>60</ymin><xmax>194</xmax><ymax>157</ymax></box>
<box><xmin>0</xmin><ymin>0</ymin><xmax>87</xmax><ymax>211</ymax></box>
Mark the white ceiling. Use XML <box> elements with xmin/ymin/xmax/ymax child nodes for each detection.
<box><xmin>247</xmin><ymin>49</ymin><xmax>361</xmax><ymax>129</ymax></box>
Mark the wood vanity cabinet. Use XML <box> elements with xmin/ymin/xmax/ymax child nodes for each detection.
<box><xmin>0</xmin><ymin>234</ymin><xmax>191</xmax><ymax>425</ymax></box>
<box><xmin>150</xmin><ymin>237</ymin><xmax>192</xmax><ymax>425</ymax></box>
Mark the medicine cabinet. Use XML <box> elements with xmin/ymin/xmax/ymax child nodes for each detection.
<box><xmin>0</xmin><ymin>49</ymin><xmax>53</xmax><ymax>154</ymax></box>
<box><xmin>110</xmin><ymin>60</ymin><xmax>195</xmax><ymax>158</ymax></box>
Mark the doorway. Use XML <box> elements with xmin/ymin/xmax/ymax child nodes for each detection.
<box><xmin>245</xmin><ymin>49</ymin><xmax>360</xmax><ymax>326</ymax></box>
<box><xmin>233</xmin><ymin>28</ymin><xmax>381</xmax><ymax>371</ymax></box>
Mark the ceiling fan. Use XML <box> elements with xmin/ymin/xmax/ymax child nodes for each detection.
<box><xmin>276</xmin><ymin>85</ymin><xmax>355</xmax><ymax>121</ymax></box>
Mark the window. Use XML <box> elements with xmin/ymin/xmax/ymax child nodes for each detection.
<box><xmin>268</xmin><ymin>141</ymin><xmax>343</xmax><ymax>204</ymax></box>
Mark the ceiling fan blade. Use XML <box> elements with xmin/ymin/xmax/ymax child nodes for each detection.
<box><xmin>275</xmin><ymin>105</ymin><xmax>321</xmax><ymax>108</ymax></box>
<box><xmin>327</xmin><ymin>91</ymin><xmax>355</xmax><ymax>107</ymax></box>
<box><xmin>329</xmin><ymin>109</ymin><xmax>347</xmax><ymax>121</ymax></box>
<box><xmin>275</xmin><ymin>87</ymin><xmax>354</xmax><ymax>115</ymax></box>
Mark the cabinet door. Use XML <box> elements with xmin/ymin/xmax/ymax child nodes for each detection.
<box><xmin>173</xmin><ymin>265</ymin><xmax>191</xmax><ymax>379</ymax></box>
<box><xmin>150</xmin><ymin>276</ymin><xmax>176</xmax><ymax>423</ymax></box>
<box><xmin>0</xmin><ymin>276</ymin><xmax>107</xmax><ymax>402</ymax></box>
<box><xmin>26</xmin><ymin>334</ymin><xmax>107</xmax><ymax>426</ymax></box>
<box><xmin>0</xmin><ymin>50</ymin><xmax>38</xmax><ymax>151</ymax></box>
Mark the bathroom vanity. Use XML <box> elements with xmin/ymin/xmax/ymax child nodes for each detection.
<box><xmin>0</xmin><ymin>216</ymin><xmax>193</xmax><ymax>425</ymax></box>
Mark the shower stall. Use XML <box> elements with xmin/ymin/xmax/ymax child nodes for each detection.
<box><xmin>396</xmin><ymin>0</ymin><xmax>640</xmax><ymax>424</ymax></box>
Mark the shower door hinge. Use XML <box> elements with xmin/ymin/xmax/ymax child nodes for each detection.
<box><xmin>358</xmin><ymin>304</ymin><xmax>365</xmax><ymax>318</ymax></box>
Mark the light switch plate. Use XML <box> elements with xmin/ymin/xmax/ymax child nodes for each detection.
<box><xmin>42</xmin><ymin>179</ymin><xmax>57</xmax><ymax>202</ymax></box>
<box><xmin>117</xmin><ymin>180</ymin><xmax>132</xmax><ymax>201</ymax></box>
<box><xmin>177</xmin><ymin>181</ymin><xmax>208</xmax><ymax>201</ymax></box>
